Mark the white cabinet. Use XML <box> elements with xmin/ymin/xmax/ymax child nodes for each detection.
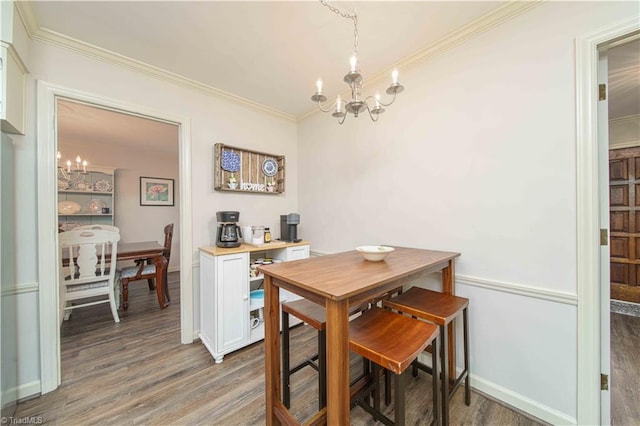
<box><xmin>1</xmin><ymin>1</ymin><xmax>28</xmax><ymax>135</ymax></box>
<box><xmin>57</xmin><ymin>166</ymin><xmax>116</xmax><ymax>231</ymax></box>
<box><xmin>199</xmin><ymin>242</ymin><xmax>310</xmax><ymax>363</ymax></box>
<box><xmin>200</xmin><ymin>251</ymin><xmax>249</xmax><ymax>363</ymax></box>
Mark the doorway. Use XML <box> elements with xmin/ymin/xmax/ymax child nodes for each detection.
<box><xmin>55</xmin><ymin>98</ymin><xmax>181</xmax><ymax>371</ymax></box>
<box><xmin>575</xmin><ymin>18</ymin><xmax>639</xmax><ymax>426</ymax></box>
<box><xmin>604</xmin><ymin>36</ymin><xmax>640</xmax><ymax>426</ymax></box>
<box><xmin>37</xmin><ymin>81</ymin><xmax>194</xmax><ymax>394</ymax></box>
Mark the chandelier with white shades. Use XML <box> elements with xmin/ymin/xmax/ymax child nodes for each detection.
<box><xmin>310</xmin><ymin>0</ymin><xmax>404</xmax><ymax>124</ymax></box>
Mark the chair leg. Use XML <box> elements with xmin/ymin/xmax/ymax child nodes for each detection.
<box><xmin>363</xmin><ymin>358</ymin><xmax>371</xmax><ymax>405</ymax></box>
<box><xmin>372</xmin><ymin>363</ymin><xmax>381</xmax><ymax>413</ymax></box>
<box><xmin>109</xmin><ymin>291</ymin><xmax>120</xmax><ymax>323</ymax></box>
<box><xmin>463</xmin><ymin>307</ymin><xmax>471</xmax><ymax>406</ymax></box>
<box><xmin>122</xmin><ymin>278</ymin><xmax>129</xmax><ymax>310</ymax></box>
<box><xmin>318</xmin><ymin>329</ymin><xmax>327</xmax><ymax>410</ymax></box>
<box><xmin>395</xmin><ymin>369</ymin><xmax>406</xmax><ymax>425</ymax></box>
<box><xmin>282</xmin><ymin>311</ymin><xmax>291</xmax><ymax>409</ymax></box>
<box><xmin>432</xmin><ymin>334</ymin><xmax>441</xmax><ymax>426</ymax></box>
<box><xmin>147</xmin><ymin>278</ymin><xmax>156</xmax><ymax>290</ymax></box>
<box><xmin>441</xmin><ymin>324</ymin><xmax>449</xmax><ymax>426</ymax></box>
<box><xmin>384</xmin><ymin>369</ymin><xmax>392</xmax><ymax>406</ymax></box>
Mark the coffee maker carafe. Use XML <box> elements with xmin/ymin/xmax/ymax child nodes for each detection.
<box><xmin>216</xmin><ymin>211</ymin><xmax>242</xmax><ymax>248</ymax></box>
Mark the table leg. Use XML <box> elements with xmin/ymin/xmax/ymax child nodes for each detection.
<box><xmin>153</xmin><ymin>255</ymin><xmax>169</xmax><ymax>309</ymax></box>
<box><xmin>264</xmin><ymin>275</ymin><xmax>282</xmax><ymax>426</ymax></box>
<box><xmin>325</xmin><ymin>298</ymin><xmax>350</xmax><ymax>425</ymax></box>
<box><xmin>442</xmin><ymin>259</ymin><xmax>456</xmax><ymax>386</ymax></box>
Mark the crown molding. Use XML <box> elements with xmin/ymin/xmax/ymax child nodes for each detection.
<box><xmin>610</xmin><ymin>113</ymin><xmax>640</xmax><ymax>124</ymax></box>
<box><xmin>20</xmin><ymin>1</ymin><xmax>540</xmax><ymax>123</ymax></box>
<box><xmin>30</xmin><ymin>27</ymin><xmax>296</xmax><ymax>122</ymax></box>
<box><xmin>297</xmin><ymin>0</ymin><xmax>542</xmax><ymax>121</ymax></box>
<box><xmin>1</xmin><ymin>40</ymin><xmax>28</xmax><ymax>74</ymax></box>
<box><xmin>12</xmin><ymin>0</ymin><xmax>39</xmax><ymax>38</ymax></box>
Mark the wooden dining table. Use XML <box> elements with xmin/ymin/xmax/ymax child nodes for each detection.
<box><xmin>259</xmin><ymin>246</ymin><xmax>460</xmax><ymax>425</ymax></box>
<box><xmin>62</xmin><ymin>240</ymin><xmax>169</xmax><ymax>309</ymax></box>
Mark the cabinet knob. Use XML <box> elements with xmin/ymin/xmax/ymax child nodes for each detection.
<box><xmin>243</xmin><ymin>295</ymin><xmax>248</xmax><ymax>300</ymax></box>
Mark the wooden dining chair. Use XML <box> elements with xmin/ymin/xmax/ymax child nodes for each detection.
<box><xmin>59</xmin><ymin>229</ymin><xmax>121</xmax><ymax>323</ymax></box>
<box><xmin>119</xmin><ymin>223</ymin><xmax>173</xmax><ymax>310</ymax></box>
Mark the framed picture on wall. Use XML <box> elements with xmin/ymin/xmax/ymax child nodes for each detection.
<box><xmin>140</xmin><ymin>176</ymin><xmax>174</xmax><ymax>206</ymax></box>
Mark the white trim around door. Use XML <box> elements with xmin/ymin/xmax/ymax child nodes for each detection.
<box><xmin>37</xmin><ymin>81</ymin><xmax>193</xmax><ymax>394</ymax></box>
<box><xmin>575</xmin><ymin>16</ymin><xmax>639</xmax><ymax>426</ymax></box>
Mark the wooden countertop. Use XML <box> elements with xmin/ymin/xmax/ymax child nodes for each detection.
<box><xmin>199</xmin><ymin>240</ymin><xmax>310</xmax><ymax>256</ymax></box>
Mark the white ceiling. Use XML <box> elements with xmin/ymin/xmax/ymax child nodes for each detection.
<box><xmin>30</xmin><ymin>1</ymin><xmax>509</xmax><ymax>118</ymax></box>
<box><xmin>607</xmin><ymin>38</ymin><xmax>640</xmax><ymax>120</ymax></box>
<box><xmin>56</xmin><ymin>99</ymin><xmax>179</xmax><ymax>156</ymax></box>
<box><xmin>32</xmin><ymin>1</ymin><xmax>639</xmax><ymax>154</ymax></box>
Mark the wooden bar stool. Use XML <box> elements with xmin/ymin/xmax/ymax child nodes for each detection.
<box><xmin>350</xmin><ymin>307</ymin><xmax>441</xmax><ymax>426</ymax></box>
<box><xmin>281</xmin><ymin>298</ymin><xmax>329</xmax><ymax>410</ymax></box>
<box><xmin>282</xmin><ymin>297</ymin><xmax>391</xmax><ymax>412</ymax></box>
<box><xmin>383</xmin><ymin>287</ymin><xmax>470</xmax><ymax>425</ymax></box>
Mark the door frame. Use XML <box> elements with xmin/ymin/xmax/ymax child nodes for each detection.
<box><xmin>575</xmin><ymin>16</ymin><xmax>639</xmax><ymax>425</ymax></box>
<box><xmin>37</xmin><ymin>80</ymin><xmax>193</xmax><ymax>394</ymax></box>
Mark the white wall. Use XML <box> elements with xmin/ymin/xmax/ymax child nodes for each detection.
<box><xmin>15</xmin><ymin>38</ymin><xmax>298</xmax><ymax>397</ymax></box>
<box><xmin>59</xmin><ymin>137</ymin><xmax>181</xmax><ymax>270</ymax></box>
<box><xmin>297</xmin><ymin>1</ymin><xmax>638</xmax><ymax>423</ymax></box>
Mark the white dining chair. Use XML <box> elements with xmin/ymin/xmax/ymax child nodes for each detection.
<box><xmin>59</xmin><ymin>229</ymin><xmax>121</xmax><ymax>323</ymax></box>
<box><xmin>73</xmin><ymin>224</ymin><xmax>120</xmax><ymax>233</ymax></box>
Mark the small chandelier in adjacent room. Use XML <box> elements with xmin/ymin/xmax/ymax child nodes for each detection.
<box><xmin>57</xmin><ymin>151</ymin><xmax>88</xmax><ymax>188</ymax></box>
<box><xmin>311</xmin><ymin>0</ymin><xmax>404</xmax><ymax>124</ymax></box>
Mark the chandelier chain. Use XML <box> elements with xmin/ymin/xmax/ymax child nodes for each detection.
<box><xmin>319</xmin><ymin>0</ymin><xmax>358</xmax><ymax>54</ymax></box>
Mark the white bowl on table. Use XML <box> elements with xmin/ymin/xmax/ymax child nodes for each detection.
<box><xmin>355</xmin><ymin>245</ymin><xmax>395</xmax><ymax>262</ymax></box>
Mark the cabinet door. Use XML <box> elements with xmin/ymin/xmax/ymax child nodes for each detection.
<box><xmin>215</xmin><ymin>253</ymin><xmax>249</xmax><ymax>352</ymax></box>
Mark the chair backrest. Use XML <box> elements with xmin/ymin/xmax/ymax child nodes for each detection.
<box><xmin>59</xmin><ymin>229</ymin><xmax>121</xmax><ymax>285</ymax></box>
<box><xmin>162</xmin><ymin>223</ymin><xmax>174</xmax><ymax>261</ymax></box>
<box><xmin>73</xmin><ymin>224</ymin><xmax>120</xmax><ymax>233</ymax></box>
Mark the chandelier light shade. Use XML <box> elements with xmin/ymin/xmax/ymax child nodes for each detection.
<box><xmin>311</xmin><ymin>0</ymin><xmax>404</xmax><ymax>124</ymax></box>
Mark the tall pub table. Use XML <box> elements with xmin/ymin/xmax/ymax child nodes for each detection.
<box><xmin>259</xmin><ymin>247</ymin><xmax>460</xmax><ymax>425</ymax></box>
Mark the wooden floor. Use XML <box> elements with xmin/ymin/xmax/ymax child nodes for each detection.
<box><xmin>611</xmin><ymin>312</ymin><xmax>640</xmax><ymax>426</ymax></box>
<box><xmin>16</xmin><ymin>275</ymin><xmax>547</xmax><ymax>425</ymax></box>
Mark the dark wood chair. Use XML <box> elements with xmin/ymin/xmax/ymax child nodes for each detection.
<box><xmin>281</xmin><ymin>287</ymin><xmax>403</xmax><ymax>413</ymax></box>
<box><xmin>119</xmin><ymin>223</ymin><xmax>173</xmax><ymax>310</ymax></box>
<box><xmin>383</xmin><ymin>287</ymin><xmax>470</xmax><ymax>426</ymax></box>
<box><xmin>350</xmin><ymin>307</ymin><xmax>441</xmax><ymax>426</ymax></box>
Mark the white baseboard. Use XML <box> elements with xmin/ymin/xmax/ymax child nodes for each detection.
<box><xmin>12</xmin><ymin>380</ymin><xmax>41</xmax><ymax>402</ymax></box>
<box><xmin>471</xmin><ymin>374</ymin><xmax>576</xmax><ymax>425</ymax></box>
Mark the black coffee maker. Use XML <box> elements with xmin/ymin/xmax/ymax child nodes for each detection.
<box><xmin>216</xmin><ymin>211</ymin><xmax>242</xmax><ymax>248</ymax></box>
<box><xmin>280</xmin><ymin>213</ymin><xmax>301</xmax><ymax>242</ymax></box>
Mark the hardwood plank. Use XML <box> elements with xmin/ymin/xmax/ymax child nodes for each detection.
<box><xmin>611</xmin><ymin>312</ymin><xmax>640</xmax><ymax>426</ymax></box>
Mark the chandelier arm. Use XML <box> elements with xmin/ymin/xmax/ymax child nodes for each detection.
<box><xmin>337</xmin><ymin>113</ymin><xmax>347</xmax><ymax>125</ymax></box>
<box><xmin>317</xmin><ymin>100</ymin><xmax>337</xmax><ymax>113</ymax></box>
<box><xmin>365</xmin><ymin>105</ymin><xmax>380</xmax><ymax>122</ymax></box>
<box><xmin>364</xmin><ymin>93</ymin><xmax>397</xmax><ymax>108</ymax></box>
